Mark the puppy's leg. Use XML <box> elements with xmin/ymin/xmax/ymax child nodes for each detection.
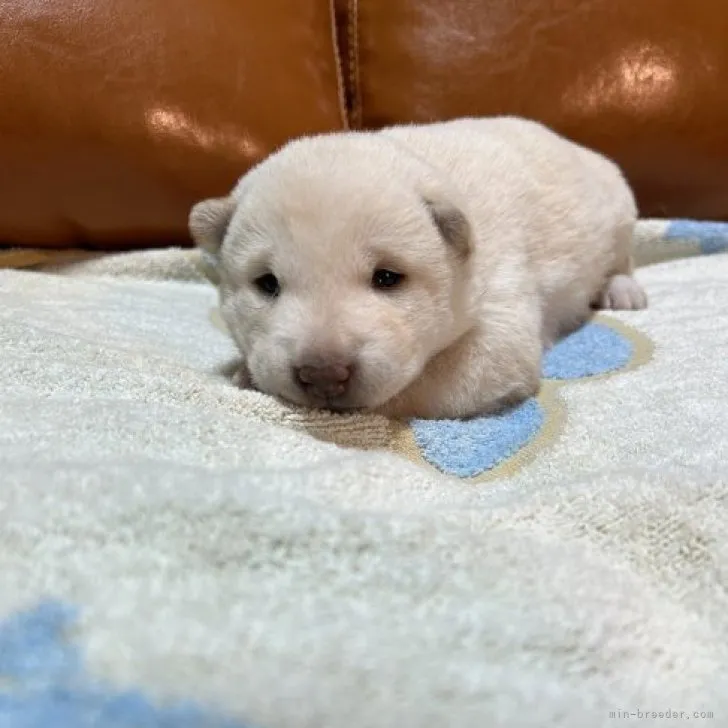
<box><xmin>598</xmin><ymin>274</ymin><xmax>648</xmax><ymax>310</ymax></box>
<box><xmin>217</xmin><ymin>358</ymin><xmax>252</xmax><ymax>388</ymax></box>
<box><xmin>218</xmin><ymin>359</ymin><xmax>252</xmax><ymax>389</ymax></box>
<box><xmin>378</xmin><ymin>297</ymin><xmax>543</xmax><ymax>420</ymax></box>
<box><xmin>593</xmin><ymin>222</ymin><xmax>648</xmax><ymax>311</ymax></box>
<box><xmin>231</xmin><ymin>364</ymin><xmax>251</xmax><ymax>389</ymax></box>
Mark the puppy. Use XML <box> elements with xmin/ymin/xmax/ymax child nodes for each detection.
<box><xmin>190</xmin><ymin>116</ymin><xmax>647</xmax><ymax>420</ymax></box>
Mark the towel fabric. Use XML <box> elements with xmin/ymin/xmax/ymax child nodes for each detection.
<box><xmin>1</xmin><ymin>219</ymin><xmax>727</xmax><ymax>727</ymax></box>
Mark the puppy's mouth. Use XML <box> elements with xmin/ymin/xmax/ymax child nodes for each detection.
<box><xmin>280</xmin><ymin>376</ymin><xmax>383</xmax><ymax>413</ymax></box>
<box><xmin>256</xmin><ymin>360</ymin><xmax>416</xmax><ymax>414</ymax></box>
<box><xmin>288</xmin><ymin>367</ymin><xmax>418</xmax><ymax>414</ymax></box>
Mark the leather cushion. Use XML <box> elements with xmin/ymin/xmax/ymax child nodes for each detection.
<box><xmin>0</xmin><ymin>0</ymin><xmax>345</xmax><ymax>248</ymax></box>
<box><xmin>347</xmin><ymin>0</ymin><xmax>728</xmax><ymax>220</ymax></box>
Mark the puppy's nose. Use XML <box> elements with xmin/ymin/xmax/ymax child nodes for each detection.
<box><xmin>294</xmin><ymin>361</ymin><xmax>353</xmax><ymax>399</ymax></box>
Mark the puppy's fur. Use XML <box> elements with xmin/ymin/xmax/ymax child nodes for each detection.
<box><xmin>190</xmin><ymin>116</ymin><xmax>647</xmax><ymax>419</ymax></box>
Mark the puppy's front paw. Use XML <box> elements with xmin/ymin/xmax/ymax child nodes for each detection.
<box><xmin>231</xmin><ymin>364</ymin><xmax>251</xmax><ymax>389</ymax></box>
<box><xmin>598</xmin><ymin>274</ymin><xmax>648</xmax><ymax>311</ymax></box>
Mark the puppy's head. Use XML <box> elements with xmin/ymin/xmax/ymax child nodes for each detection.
<box><xmin>190</xmin><ymin>134</ymin><xmax>474</xmax><ymax>411</ymax></box>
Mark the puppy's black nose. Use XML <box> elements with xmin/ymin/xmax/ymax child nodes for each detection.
<box><xmin>293</xmin><ymin>361</ymin><xmax>353</xmax><ymax>399</ymax></box>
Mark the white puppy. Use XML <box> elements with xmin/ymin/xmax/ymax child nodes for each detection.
<box><xmin>190</xmin><ymin>116</ymin><xmax>647</xmax><ymax>419</ymax></box>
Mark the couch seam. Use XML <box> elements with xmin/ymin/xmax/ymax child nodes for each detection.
<box><xmin>347</xmin><ymin>0</ymin><xmax>362</xmax><ymax>129</ymax></box>
<box><xmin>328</xmin><ymin>0</ymin><xmax>350</xmax><ymax>130</ymax></box>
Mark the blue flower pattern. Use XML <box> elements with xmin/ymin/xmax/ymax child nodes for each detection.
<box><xmin>411</xmin><ymin>322</ymin><xmax>635</xmax><ymax>477</ymax></box>
<box><xmin>0</xmin><ymin>601</ymin><xmax>251</xmax><ymax>728</ymax></box>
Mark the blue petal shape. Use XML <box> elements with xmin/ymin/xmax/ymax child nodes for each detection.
<box><xmin>0</xmin><ymin>601</ymin><xmax>81</xmax><ymax>685</ymax></box>
<box><xmin>665</xmin><ymin>219</ymin><xmax>728</xmax><ymax>255</ymax></box>
<box><xmin>411</xmin><ymin>398</ymin><xmax>544</xmax><ymax>477</ymax></box>
<box><xmin>542</xmin><ymin>323</ymin><xmax>632</xmax><ymax>380</ymax></box>
<box><xmin>0</xmin><ymin>601</ymin><xmax>252</xmax><ymax>728</ymax></box>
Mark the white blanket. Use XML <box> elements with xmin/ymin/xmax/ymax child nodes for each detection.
<box><xmin>1</xmin><ymin>221</ymin><xmax>727</xmax><ymax>727</ymax></box>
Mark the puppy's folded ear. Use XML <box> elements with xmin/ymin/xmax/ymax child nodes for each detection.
<box><xmin>189</xmin><ymin>196</ymin><xmax>236</xmax><ymax>254</ymax></box>
<box><xmin>422</xmin><ymin>197</ymin><xmax>473</xmax><ymax>257</ymax></box>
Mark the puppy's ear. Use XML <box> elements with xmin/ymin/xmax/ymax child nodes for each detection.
<box><xmin>422</xmin><ymin>197</ymin><xmax>472</xmax><ymax>257</ymax></box>
<box><xmin>189</xmin><ymin>196</ymin><xmax>236</xmax><ymax>254</ymax></box>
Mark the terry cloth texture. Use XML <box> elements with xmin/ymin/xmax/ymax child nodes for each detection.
<box><xmin>1</xmin><ymin>218</ymin><xmax>727</xmax><ymax>727</ymax></box>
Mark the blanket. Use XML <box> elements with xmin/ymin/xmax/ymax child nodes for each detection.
<box><xmin>1</xmin><ymin>219</ymin><xmax>727</xmax><ymax>727</ymax></box>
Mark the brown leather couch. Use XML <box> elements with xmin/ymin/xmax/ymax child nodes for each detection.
<box><xmin>2</xmin><ymin>0</ymin><xmax>727</xmax><ymax>250</ymax></box>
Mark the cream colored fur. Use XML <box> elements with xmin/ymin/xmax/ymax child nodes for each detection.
<box><xmin>189</xmin><ymin>116</ymin><xmax>647</xmax><ymax>419</ymax></box>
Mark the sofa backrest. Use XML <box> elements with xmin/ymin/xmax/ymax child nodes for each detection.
<box><xmin>340</xmin><ymin>0</ymin><xmax>728</xmax><ymax>222</ymax></box>
<box><xmin>0</xmin><ymin>0</ymin><xmax>346</xmax><ymax>249</ymax></box>
<box><xmin>2</xmin><ymin>0</ymin><xmax>726</xmax><ymax>249</ymax></box>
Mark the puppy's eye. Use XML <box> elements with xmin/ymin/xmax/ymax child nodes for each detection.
<box><xmin>372</xmin><ymin>269</ymin><xmax>405</xmax><ymax>290</ymax></box>
<box><xmin>254</xmin><ymin>273</ymin><xmax>281</xmax><ymax>298</ymax></box>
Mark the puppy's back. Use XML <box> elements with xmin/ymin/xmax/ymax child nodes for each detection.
<box><xmin>380</xmin><ymin>116</ymin><xmax>637</xmax><ymax>339</ymax></box>
<box><xmin>380</xmin><ymin>116</ymin><xmax>634</xmax><ymax>243</ymax></box>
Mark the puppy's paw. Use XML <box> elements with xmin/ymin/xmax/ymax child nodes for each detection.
<box><xmin>598</xmin><ymin>274</ymin><xmax>648</xmax><ymax>311</ymax></box>
<box><xmin>231</xmin><ymin>364</ymin><xmax>251</xmax><ymax>389</ymax></box>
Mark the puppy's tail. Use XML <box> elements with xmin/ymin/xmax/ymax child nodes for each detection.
<box><xmin>633</xmin><ymin>218</ymin><xmax>728</xmax><ymax>268</ymax></box>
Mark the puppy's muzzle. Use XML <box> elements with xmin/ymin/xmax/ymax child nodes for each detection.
<box><xmin>293</xmin><ymin>360</ymin><xmax>353</xmax><ymax>401</ymax></box>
